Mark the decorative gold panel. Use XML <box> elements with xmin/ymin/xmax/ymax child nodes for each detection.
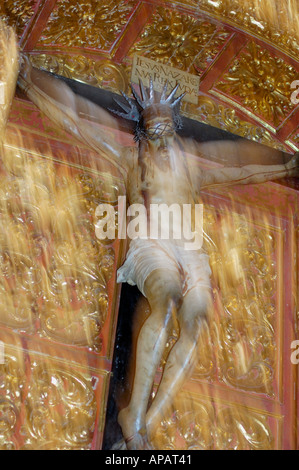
<box><xmin>151</xmin><ymin>391</ymin><xmax>278</xmax><ymax>450</ymax></box>
<box><xmin>213</xmin><ymin>41</ymin><xmax>298</xmax><ymax>128</ymax></box>
<box><xmin>0</xmin><ymin>119</ymin><xmax>126</xmax><ymax>449</ymax></box>
<box><xmin>0</xmin><ymin>141</ymin><xmax>120</xmax><ymax>353</ymax></box>
<box><xmin>129</xmin><ymin>6</ymin><xmax>231</xmax><ymax>74</ymax></box>
<box><xmin>22</xmin><ymin>355</ymin><xmax>103</xmax><ymax>450</ymax></box>
<box><xmin>0</xmin><ymin>333</ymin><xmax>109</xmax><ymax>450</ymax></box>
<box><xmin>37</xmin><ymin>0</ymin><xmax>137</xmax><ymax>51</ymax></box>
<box><xmin>0</xmin><ymin>0</ymin><xmax>36</xmax><ymax>37</ymax></box>
<box><xmin>173</xmin><ymin>0</ymin><xmax>299</xmax><ymax>59</ymax></box>
<box><xmin>200</xmin><ymin>203</ymin><xmax>281</xmax><ymax>396</ymax></box>
<box><xmin>29</xmin><ymin>54</ymin><xmax>129</xmax><ymax>93</ymax></box>
<box><xmin>0</xmin><ymin>334</ymin><xmax>26</xmax><ymax>450</ymax></box>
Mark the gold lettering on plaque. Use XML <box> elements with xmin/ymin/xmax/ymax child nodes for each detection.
<box><xmin>131</xmin><ymin>55</ymin><xmax>199</xmax><ymax>105</ymax></box>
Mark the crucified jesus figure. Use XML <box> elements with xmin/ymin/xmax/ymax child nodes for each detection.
<box><xmin>17</xmin><ymin>56</ymin><xmax>298</xmax><ymax>450</ymax></box>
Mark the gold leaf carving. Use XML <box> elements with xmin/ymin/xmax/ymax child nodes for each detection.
<box><xmin>0</xmin><ymin>345</ymin><xmax>26</xmax><ymax>450</ymax></box>
<box><xmin>130</xmin><ymin>7</ymin><xmax>231</xmax><ymax>74</ymax></box>
<box><xmin>22</xmin><ymin>360</ymin><xmax>98</xmax><ymax>450</ymax></box>
<box><xmin>0</xmin><ymin>0</ymin><xmax>35</xmax><ymax>37</ymax></box>
<box><xmin>214</xmin><ymin>41</ymin><xmax>297</xmax><ymax>127</ymax></box>
<box><xmin>195</xmin><ymin>204</ymin><xmax>280</xmax><ymax>396</ymax></box>
<box><xmin>29</xmin><ymin>54</ymin><xmax>129</xmax><ymax>93</ymax></box>
<box><xmin>38</xmin><ymin>0</ymin><xmax>136</xmax><ymax>50</ymax></box>
<box><xmin>151</xmin><ymin>392</ymin><xmax>275</xmax><ymax>450</ymax></box>
<box><xmin>174</xmin><ymin>0</ymin><xmax>299</xmax><ymax>59</ymax></box>
<box><xmin>0</xmin><ymin>139</ymin><xmax>118</xmax><ymax>351</ymax></box>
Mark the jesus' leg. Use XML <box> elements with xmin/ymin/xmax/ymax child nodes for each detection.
<box><xmin>145</xmin><ymin>285</ymin><xmax>213</xmax><ymax>440</ymax></box>
<box><xmin>117</xmin><ymin>267</ymin><xmax>182</xmax><ymax>450</ymax></box>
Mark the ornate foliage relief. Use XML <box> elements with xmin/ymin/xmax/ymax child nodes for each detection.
<box><xmin>129</xmin><ymin>7</ymin><xmax>231</xmax><ymax>75</ymax></box>
<box><xmin>29</xmin><ymin>54</ymin><xmax>130</xmax><ymax>93</ymax></box>
<box><xmin>37</xmin><ymin>0</ymin><xmax>137</xmax><ymax>51</ymax></box>
<box><xmin>151</xmin><ymin>393</ymin><xmax>276</xmax><ymax>450</ymax></box>
<box><xmin>0</xmin><ymin>0</ymin><xmax>36</xmax><ymax>37</ymax></box>
<box><xmin>0</xmin><ymin>138</ymin><xmax>120</xmax><ymax>352</ymax></box>
<box><xmin>173</xmin><ymin>0</ymin><xmax>299</xmax><ymax>59</ymax></box>
<box><xmin>0</xmin><ymin>342</ymin><xmax>104</xmax><ymax>450</ymax></box>
<box><xmin>214</xmin><ymin>42</ymin><xmax>298</xmax><ymax>128</ymax></box>
<box><xmin>0</xmin><ymin>133</ymin><xmax>123</xmax><ymax>449</ymax></box>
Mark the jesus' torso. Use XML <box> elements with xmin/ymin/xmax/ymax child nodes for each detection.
<box><xmin>126</xmin><ymin>135</ymin><xmax>202</xmax><ymax>245</ymax></box>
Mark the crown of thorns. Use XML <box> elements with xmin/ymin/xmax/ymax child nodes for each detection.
<box><xmin>109</xmin><ymin>78</ymin><xmax>185</xmax><ymax>141</ymax></box>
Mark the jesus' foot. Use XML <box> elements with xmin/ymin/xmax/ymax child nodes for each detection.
<box><xmin>118</xmin><ymin>407</ymin><xmax>152</xmax><ymax>450</ymax></box>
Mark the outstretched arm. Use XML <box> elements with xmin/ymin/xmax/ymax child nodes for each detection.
<box><xmin>196</xmin><ymin>139</ymin><xmax>298</xmax><ymax>188</ymax></box>
<box><xmin>0</xmin><ymin>22</ymin><xmax>19</xmax><ymax>140</ymax></box>
<box><xmin>201</xmin><ymin>155</ymin><xmax>298</xmax><ymax>188</ymax></box>
<box><xmin>18</xmin><ymin>56</ymin><xmax>130</xmax><ymax>176</ymax></box>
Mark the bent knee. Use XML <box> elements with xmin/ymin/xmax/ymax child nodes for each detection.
<box><xmin>144</xmin><ymin>269</ymin><xmax>183</xmax><ymax>310</ymax></box>
<box><xmin>179</xmin><ymin>288</ymin><xmax>213</xmax><ymax>330</ymax></box>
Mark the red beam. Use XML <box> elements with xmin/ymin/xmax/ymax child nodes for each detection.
<box><xmin>20</xmin><ymin>0</ymin><xmax>58</xmax><ymax>52</ymax></box>
<box><xmin>113</xmin><ymin>1</ymin><xmax>155</xmax><ymax>63</ymax></box>
<box><xmin>198</xmin><ymin>33</ymin><xmax>248</xmax><ymax>94</ymax></box>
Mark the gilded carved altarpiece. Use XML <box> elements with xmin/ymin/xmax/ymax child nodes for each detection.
<box><xmin>0</xmin><ymin>0</ymin><xmax>298</xmax><ymax>449</ymax></box>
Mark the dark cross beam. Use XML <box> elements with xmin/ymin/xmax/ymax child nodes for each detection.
<box><xmin>52</xmin><ymin>72</ymin><xmax>242</xmax><ymax>144</ymax></box>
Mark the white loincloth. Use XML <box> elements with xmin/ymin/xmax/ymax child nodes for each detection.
<box><xmin>117</xmin><ymin>238</ymin><xmax>212</xmax><ymax>297</ymax></box>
